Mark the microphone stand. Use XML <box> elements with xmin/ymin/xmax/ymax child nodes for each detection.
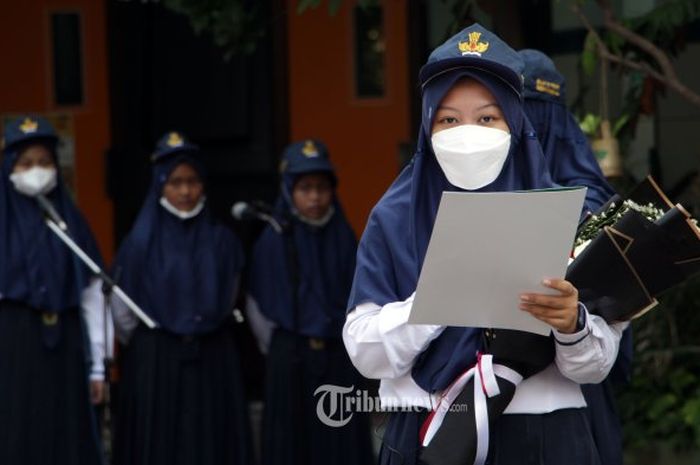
<box><xmin>36</xmin><ymin>196</ymin><xmax>155</xmax><ymax>464</ymax></box>
<box><xmin>258</xmin><ymin>212</ymin><xmax>285</xmax><ymax>234</ymax></box>
<box><xmin>42</xmin><ymin>219</ymin><xmax>157</xmax><ymax>329</ymax></box>
<box><xmin>100</xmin><ymin>267</ymin><xmax>120</xmax><ymax>464</ymax></box>
<box><xmin>278</xmin><ymin>217</ymin><xmax>306</xmax><ymax>464</ymax></box>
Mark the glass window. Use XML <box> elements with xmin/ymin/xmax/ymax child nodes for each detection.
<box><xmin>51</xmin><ymin>12</ymin><xmax>84</xmax><ymax>106</ymax></box>
<box><xmin>354</xmin><ymin>4</ymin><xmax>385</xmax><ymax>98</ymax></box>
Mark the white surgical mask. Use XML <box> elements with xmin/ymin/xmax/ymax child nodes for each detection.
<box><xmin>431</xmin><ymin>124</ymin><xmax>511</xmax><ymax>190</ymax></box>
<box><xmin>294</xmin><ymin>205</ymin><xmax>335</xmax><ymax>228</ymax></box>
<box><xmin>9</xmin><ymin>166</ymin><xmax>58</xmax><ymax>197</ymax></box>
<box><xmin>160</xmin><ymin>196</ymin><xmax>206</xmax><ymax>220</ymax></box>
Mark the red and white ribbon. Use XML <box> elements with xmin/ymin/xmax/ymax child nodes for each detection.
<box><xmin>420</xmin><ymin>353</ymin><xmax>523</xmax><ymax>465</ymax></box>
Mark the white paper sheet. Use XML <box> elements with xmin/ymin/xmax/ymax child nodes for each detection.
<box><xmin>408</xmin><ymin>188</ymin><xmax>586</xmax><ymax>335</ymax></box>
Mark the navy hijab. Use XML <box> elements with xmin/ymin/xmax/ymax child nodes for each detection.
<box><xmin>520</xmin><ymin>49</ymin><xmax>615</xmax><ymax>212</ymax></box>
<box><xmin>249</xmin><ymin>140</ymin><xmax>357</xmax><ymax>339</ymax></box>
<box><xmin>113</xmin><ymin>148</ymin><xmax>244</xmax><ymax>335</ymax></box>
<box><xmin>0</xmin><ymin>118</ymin><xmax>102</xmax><ymax>313</ymax></box>
<box><xmin>348</xmin><ymin>33</ymin><xmax>560</xmax><ymax>393</ymax></box>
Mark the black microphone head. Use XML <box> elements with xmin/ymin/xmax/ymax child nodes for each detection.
<box><xmin>251</xmin><ymin>200</ymin><xmax>273</xmax><ymax>214</ymax></box>
<box><xmin>231</xmin><ymin>201</ymin><xmax>254</xmax><ymax>220</ymax></box>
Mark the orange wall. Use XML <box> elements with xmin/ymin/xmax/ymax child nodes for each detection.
<box><xmin>0</xmin><ymin>1</ymin><xmax>114</xmax><ymax>261</ymax></box>
<box><xmin>287</xmin><ymin>0</ymin><xmax>411</xmax><ymax>235</ymax></box>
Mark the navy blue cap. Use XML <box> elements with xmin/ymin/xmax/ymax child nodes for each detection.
<box><xmin>280</xmin><ymin>139</ymin><xmax>335</xmax><ymax>177</ymax></box>
<box><xmin>419</xmin><ymin>23</ymin><xmax>524</xmax><ymax>97</ymax></box>
<box><xmin>2</xmin><ymin>115</ymin><xmax>58</xmax><ymax>153</ymax></box>
<box><xmin>151</xmin><ymin>131</ymin><xmax>199</xmax><ymax>162</ymax></box>
<box><xmin>519</xmin><ymin>49</ymin><xmax>566</xmax><ymax>103</ymax></box>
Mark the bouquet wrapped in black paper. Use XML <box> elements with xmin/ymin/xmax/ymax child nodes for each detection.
<box><xmin>419</xmin><ymin>176</ymin><xmax>700</xmax><ymax>465</ymax></box>
<box><xmin>567</xmin><ymin>175</ymin><xmax>700</xmax><ymax>322</ymax></box>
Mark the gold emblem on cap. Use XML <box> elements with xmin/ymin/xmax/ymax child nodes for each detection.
<box><xmin>167</xmin><ymin>132</ymin><xmax>184</xmax><ymax>148</ymax></box>
<box><xmin>458</xmin><ymin>31</ymin><xmax>489</xmax><ymax>57</ymax></box>
<box><xmin>535</xmin><ymin>78</ymin><xmax>561</xmax><ymax>97</ymax></box>
<box><xmin>42</xmin><ymin>312</ymin><xmax>58</xmax><ymax>326</ymax></box>
<box><xmin>19</xmin><ymin>117</ymin><xmax>39</xmax><ymax>134</ymax></box>
<box><xmin>301</xmin><ymin>140</ymin><xmax>319</xmax><ymax>158</ymax></box>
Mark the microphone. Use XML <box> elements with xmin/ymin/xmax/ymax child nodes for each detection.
<box><xmin>36</xmin><ymin>194</ymin><xmax>68</xmax><ymax>231</ymax></box>
<box><xmin>231</xmin><ymin>201</ymin><xmax>259</xmax><ymax>221</ymax></box>
<box><xmin>231</xmin><ymin>201</ymin><xmax>284</xmax><ymax>234</ymax></box>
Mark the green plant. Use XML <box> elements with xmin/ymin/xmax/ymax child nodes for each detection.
<box><xmin>161</xmin><ymin>0</ymin><xmax>265</xmax><ymax>57</ymax></box>
<box><xmin>575</xmin><ymin>0</ymin><xmax>700</xmax><ymax>108</ymax></box>
<box><xmin>618</xmin><ymin>274</ymin><xmax>700</xmax><ymax>451</ymax></box>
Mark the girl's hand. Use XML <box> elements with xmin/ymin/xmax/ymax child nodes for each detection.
<box><xmin>90</xmin><ymin>380</ymin><xmax>105</xmax><ymax>405</ymax></box>
<box><xmin>519</xmin><ymin>279</ymin><xmax>579</xmax><ymax>334</ymax></box>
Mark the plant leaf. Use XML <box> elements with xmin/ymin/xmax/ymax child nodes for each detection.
<box><xmin>582</xmin><ymin>31</ymin><xmax>598</xmax><ymax>76</ymax></box>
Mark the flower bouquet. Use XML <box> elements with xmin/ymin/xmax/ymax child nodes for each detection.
<box><xmin>567</xmin><ymin>175</ymin><xmax>700</xmax><ymax>322</ymax></box>
<box><xmin>419</xmin><ymin>176</ymin><xmax>700</xmax><ymax>465</ymax></box>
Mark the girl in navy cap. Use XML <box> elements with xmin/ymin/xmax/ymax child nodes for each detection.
<box><xmin>112</xmin><ymin>132</ymin><xmax>250</xmax><ymax>465</ymax></box>
<box><xmin>518</xmin><ymin>48</ymin><xmax>616</xmax><ymax>211</ymax></box>
<box><xmin>0</xmin><ymin>115</ymin><xmax>111</xmax><ymax>464</ymax></box>
<box><xmin>247</xmin><ymin>139</ymin><xmax>373</xmax><ymax>465</ymax></box>
<box><xmin>343</xmin><ymin>25</ymin><xmax>627</xmax><ymax>465</ymax></box>
<box><xmin>520</xmin><ymin>48</ymin><xmax>633</xmax><ymax>465</ymax></box>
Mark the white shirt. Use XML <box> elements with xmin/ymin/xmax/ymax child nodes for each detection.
<box><xmin>80</xmin><ymin>277</ymin><xmax>115</xmax><ymax>381</ymax></box>
<box><xmin>342</xmin><ymin>293</ymin><xmax>628</xmax><ymax>413</ymax></box>
<box><xmin>245</xmin><ymin>294</ymin><xmax>276</xmax><ymax>355</ymax></box>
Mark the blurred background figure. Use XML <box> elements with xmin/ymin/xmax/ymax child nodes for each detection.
<box><xmin>112</xmin><ymin>132</ymin><xmax>251</xmax><ymax>465</ymax></box>
<box><xmin>519</xmin><ymin>48</ymin><xmax>634</xmax><ymax>465</ymax></box>
<box><xmin>0</xmin><ymin>115</ymin><xmax>111</xmax><ymax>465</ymax></box>
<box><xmin>519</xmin><ymin>48</ymin><xmax>615</xmax><ymax>211</ymax></box>
<box><xmin>247</xmin><ymin>140</ymin><xmax>374</xmax><ymax>465</ymax></box>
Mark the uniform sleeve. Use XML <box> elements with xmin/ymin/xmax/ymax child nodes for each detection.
<box><xmin>246</xmin><ymin>294</ymin><xmax>276</xmax><ymax>355</ymax></box>
<box><xmin>111</xmin><ymin>289</ymin><xmax>140</xmax><ymax>344</ymax></box>
<box><xmin>553</xmin><ymin>114</ymin><xmax>615</xmax><ymax>211</ymax></box>
<box><xmin>552</xmin><ymin>304</ymin><xmax>628</xmax><ymax>384</ymax></box>
<box><xmin>80</xmin><ymin>277</ymin><xmax>114</xmax><ymax>381</ymax></box>
<box><xmin>342</xmin><ymin>293</ymin><xmax>445</xmax><ymax>380</ymax></box>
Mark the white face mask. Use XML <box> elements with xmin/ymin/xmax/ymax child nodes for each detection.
<box><xmin>294</xmin><ymin>205</ymin><xmax>335</xmax><ymax>228</ymax></box>
<box><xmin>9</xmin><ymin>166</ymin><xmax>58</xmax><ymax>197</ymax></box>
<box><xmin>159</xmin><ymin>196</ymin><xmax>206</xmax><ymax>220</ymax></box>
<box><xmin>431</xmin><ymin>124</ymin><xmax>511</xmax><ymax>190</ymax></box>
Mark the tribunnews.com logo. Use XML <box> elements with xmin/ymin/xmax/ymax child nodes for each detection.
<box><xmin>313</xmin><ymin>384</ymin><xmax>469</xmax><ymax>428</ymax></box>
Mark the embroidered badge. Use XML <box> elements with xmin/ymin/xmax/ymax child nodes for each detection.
<box><xmin>535</xmin><ymin>78</ymin><xmax>561</xmax><ymax>97</ymax></box>
<box><xmin>42</xmin><ymin>312</ymin><xmax>58</xmax><ymax>326</ymax></box>
<box><xmin>19</xmin><ymin>117</ymin><xmax>38</xmax><ymax>134</ymax></box>
<box><xmin>167</xmin><ymin>132</ymin><xmax>184</xmax><ymax>148</ymax></box>
<box><xmin>301</xmin><ymin>140</ymin><xmax>319</xmax><ymax>158</ymax></box>
<box><xmin>458</xmin><ymin>31</ymin><xmax>489</xmax><ymax>57</ymax></box>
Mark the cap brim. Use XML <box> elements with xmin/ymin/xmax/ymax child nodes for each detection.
<box><xmin>3</xmin><ymin>134</ymin><xmax>58</xmax><ymax>153</ymax></box>
<box><xmin>151</xmin><ymin>143</ymin><xmax>199</xmax><ymax>162</ymax></box>
<box><xmin>419</xmin><ymin>57</ymin><xmax>522</xmax><ymax>97</ymax></box>
<box><xmin>287</xmin><ymin>160</ymin><xmax>334</xmax><ymax>174</ymax></box>
<box><xmin>522</xmin><ymin>88</ymin><xmax>564</xmax><ymax>104</ymax></box>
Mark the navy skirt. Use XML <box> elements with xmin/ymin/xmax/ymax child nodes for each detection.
<box><xmin>582</xmin><ymin>382</ymin><xmax>623</xmax><ymax>465</ymax></box>
<box><xmin>379</xmin><ymin>408</ymin><xmax>601</xmax><ymax>465</ymax></box>
<box><xmin>0</xmin><ymin>300</ymin><xmax>102</xmax><ymax>465</ymax></box>
<box><xmin>262</xmin><ymin>328</ymin><xmax>374</xmax><ymax>465</ymax></box>
<box><xmin>114</xmin><ymin>323</ymin><xmax>251</xmax><ymax>465</ymax></box>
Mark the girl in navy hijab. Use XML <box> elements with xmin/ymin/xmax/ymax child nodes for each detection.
<box><xmin>248</xmin><ymin>140</ymin><xmax>373</xmax><ymax>465</ymax></box>
<box><xmin>343</xmin><ymin>25</ymin><xmax>627</xmax><ymax>465</ymax></box>
<box><xmin>0</xmin><ymin>115</ymin><xmax>111</xmax><ymax>464</ymax></box>
<box><xmin>112</xmin><ymin>132</ymin><xmax>250</xmax><ymax>465</ymax></box>
<box><xmin>519</xmin><ymin>48</ymin><xmax>633</xmax><ymax>465</ymax></box>
<box><xmin>519</xmin><ymin>48</ymin><xmax>615</xmax><ymax>211</ymax></box>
